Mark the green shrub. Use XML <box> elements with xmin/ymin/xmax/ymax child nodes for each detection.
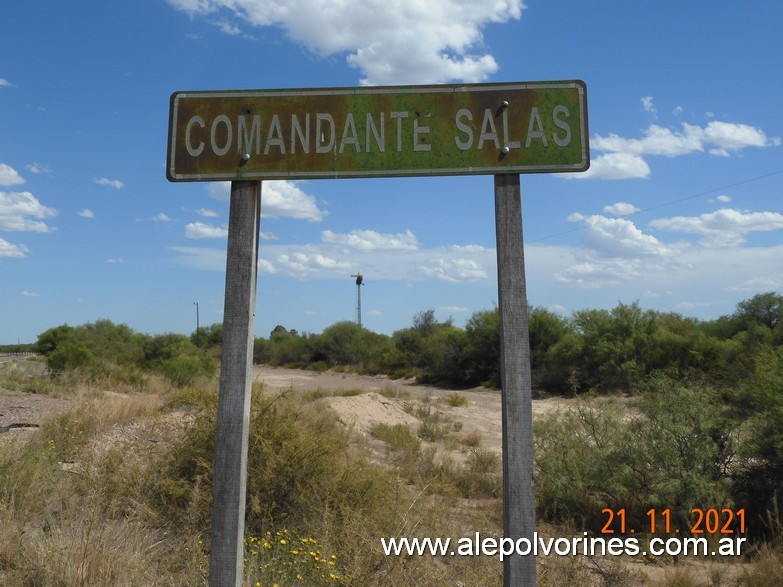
<box><xmin>455</xmin><ymin>449</ymin><xmax>501</xmax><ymax>498</ymax></box>
<box><xmin>370</xmin><ymin>423</ymin><xmax>420</xmax><ymax>456</ymax></box>
<box><xmin>150</xmin><ymin>386</ymin><xmax>393</xmax><ymax>537</ymax></box>
<box><xmin>535</xmin><ymin>376</ymin><xmax>736</xmax><ymax>533</ymax></box>
<box><xmin>444</xmin><ymin>392</ymin><xmax>468</xmax><ymax>407</ymax></box>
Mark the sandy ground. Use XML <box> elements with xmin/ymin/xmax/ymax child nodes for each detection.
<box><xmin>0</xmin><ymin>360</ymin><xmax>571</xmax><ymax>453</ymax></box>
<box><xmin>252</xmin><ymin>364</ymin><xmax>576</xmax><ymax>455</ymax></box>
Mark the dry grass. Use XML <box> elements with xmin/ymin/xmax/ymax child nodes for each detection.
<box><xmin>0</xmin><ymin>362</ymin><xmax>776</xmax><ymax>586</ymax></box>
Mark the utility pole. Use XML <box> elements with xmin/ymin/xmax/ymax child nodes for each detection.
<box><xmin>350</xmin><ymin>273</ymin><xmax>364</xmax><ymax>327</ymax></box>
<box><xmin>194</xmin><ymin>301</ymin><xmax>200</xmax><ymax>347</ymax></box>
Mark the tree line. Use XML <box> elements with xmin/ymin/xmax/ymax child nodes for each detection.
<box><xmin>30</xmin><ymin>291</ymin><xmax>782</xmax><ymax>394</ymax></box>
<box><xmin>255</xmin><ymin>292</ymin><xmax>783</xmax><ymax>394</ymax></box>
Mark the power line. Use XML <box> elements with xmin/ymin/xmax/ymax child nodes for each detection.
<box><xmin>528</xmin><ymin>168</ymin><xmax>783</xmax><ymax>244</ymax></box>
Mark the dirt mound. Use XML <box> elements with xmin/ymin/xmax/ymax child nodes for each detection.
<box><xmin>325</xmin><ymin>392</ymin><xmax>419</xmax><ymax>434</ymax></box>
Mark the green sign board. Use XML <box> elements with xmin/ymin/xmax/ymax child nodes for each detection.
<box><xmin>167</xmin><ymin>81</ymin><xmax>589</xmax><ymax>181</ymax></box>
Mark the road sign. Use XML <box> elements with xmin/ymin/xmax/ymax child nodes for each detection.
<box><xmin>167</xmin><ymin>81</ymin><xmax>588</xmax><ymax>181</ymax></box>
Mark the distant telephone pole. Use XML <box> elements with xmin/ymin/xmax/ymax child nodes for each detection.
<box><xmin>350</xmin><ymin>273</ymin><xmax>364</xmax><ymax>327</ymax></box>
<box><xmin>194</xmin><ymin>301</ymin><xmax>200</xmax><ymax>346</ymax></box>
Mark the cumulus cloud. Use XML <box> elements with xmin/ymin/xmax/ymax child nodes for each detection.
<box><xmin>276</xmin><ymin>250</ymin><xmax>352</xmax><ymax>276</ymax></box>
<box><xmin>105</xmin><ymin>257</ymin><xmax>125</xmax><ymax>264</ymax></box>
<box><xmin>78</xmin><ymin>209</ymin><xmax>95</xmax><ymax>218</ymax></box>
<box><xmin>0</xmin><ymin>163</ymin><xmax>25</xmax><ymax>186</ymax></box>
<box><xmin>593</xmin><ymin>121</ymin><xmax>780</xmax><ymax>159</ymax></box>
<box><xmin>321</xmin><ymin>228</ymin><xmax>418</xmax><ymax>251</ymax></box>
<box><xmin>420</xmin><ymin>257</ymin><xmax>487</xmax><ymax>282</ymax></box>
<box><xmin>185</xmin><ymin>221</ymin><xmax>228</xmax><ymax>239</ymax></box>
<box><xmin>0</xmin><ymin>191</ymin><xmax>57</xmax><ymax>232</ymax></box>
<box><xmin>166</xmin><ymin>0</ymin><xmax>524</xmax><ymax>85</ymax></box>
<box><xmin>603</xmin><ymin>202</ymin><xmax>640</xmax><ymax>217</ymax></box>
<box><xmin>564</xmin><ymin>152</ymin><xmax>651</xmax><ymax>180</ymax></box>
<box><xmin>568</xmin><ymin>113</ymin><xmax>780</xmax><ymax>180</ymax></box>
<box><xmin>197</xmin><ymin>207</ymin><xmax>219</xmax><ymax>218</ymax></box>
<box><xmin>262</xmin><ymin>181</ymin><xmax>327</xmax><ymax>221</ymax></box>
<box><xmin>152</xmin><ymin>213</ymin><xmax>171</xmax><ymax>222</ymax></box>
<box><xmin>573</xmin><ymin>214</ymin><xmax>677</xmax><ymax>259</ymax></box>
<box><xmin>206</xmin><ymin>180</ymin><xmax>327</xmax><ymax>222</ymax></box>
<box><xmin>649</xmin><ymin>208</ymin><xmax>783</xmax><ymax>247</ymax></box>
<box><xmin>0</xmin><ymin>78</ymin><xmax>11</xmax><ymax>87</ymax></box>
<box><xmin>94</xmin><ymin>177</ymin><xmax>125</xmax><ymax>189</ymax></box>
<box><xmin>0</xmin><ymin>237</ymin><xmax>28</xmax><ymax>258</ymax></box>
<box><xmin>554</xmin><ymin>212</ymin><xmax>689</xmax><ymax>287</ymax></box>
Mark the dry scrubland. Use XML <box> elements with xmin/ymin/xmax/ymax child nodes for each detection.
<box><xmin>1</xmin><ymin>357</ymin><xmax>782</xmax><ymax>586</ymax></box>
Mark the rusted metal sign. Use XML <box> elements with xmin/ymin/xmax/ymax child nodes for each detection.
<box><xmin>167</xmin><ymin>81</ymin><xmax>588</xmax><ymax>181</ymax></box>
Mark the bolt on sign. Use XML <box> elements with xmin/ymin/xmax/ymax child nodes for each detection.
<box><xmin>167</xmin><ymin>81</ymin><xmax>588</xmax><ymax>181</ymax></box>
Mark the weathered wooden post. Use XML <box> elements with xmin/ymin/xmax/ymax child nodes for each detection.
<box><xmin>208</xmin><ymin>180</ymin><xmax>261</xmax><ymax>587</ymax></box>
<box><xmin>495</xmin><ymin>173</ymin><xmax>536</xmax><ymax>586</ymax></box>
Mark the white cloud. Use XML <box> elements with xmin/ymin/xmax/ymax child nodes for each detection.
<box><xmin>262</xmin><ymin>181</ymin><xmax>327</xmax><ymax>221</ymax></box>
<box><xmin>152</xmin><ymin>213</ymin><xmax>171</xmax><ymax>222</ymax></box>
<box><xmin>641</xmin><ymin>96</ymin><xmax>656</xmax><ymax>117</ymax></box>
<box><xmin>172</xmin><ymin>233</ymin><xmax>496</xmax><ymax>283</ymax></box>
<box><xmin>649</xmin><ymin>208</ymin><xmax>783</xmax><ymax>247</ymax></box>
<box><xmin>105</xmin><ymin>257</ymin><xmax>125</xmax><ymax>264</ymax></box>
<box><xmin>206</xmin><ymin>180</ymin><xmax>327</xmax><ymax>222</ymax></box>
<box><xmin>217</xmin><ymin>20</ymin><xmax>242</xmax><ymax>35</ymax></box>
<box><xmin>276</xmin><ymin>250</ymin><xmax>352</xmax><ymax>276</ymax></box>
<box><xmin>21</xmin><ymin>290</ymin><xmax>40</xmax><ymax>298</ymax></box>
<box><xmin>0</xmin><ymin>78</ymin><xmax>10</xmax><ymax>87</ymax></box>
<box><xmin>0</xmin><ymin>191</ymin><xmax>57</xmax><ymax>232</ymax></box>
<box><xmin>321</xmin><ymin>228</ymin><xmax>418</xmax><ymax>251</ymax></box>
<box><xmin>593</xmin><ymin>124</ymin><xmax>704</xmax><ymax>158</ymax></box>
<box><xmin>166</xmin><ymin>0</ymin><xmax>524</xmax><ymax>85</ymax></box>
<box><xmin>576</xmin><ymin>215</ymin><xmax>678</xmax><ymax>259</ymax></box>
<box><xmin>420</xmin><ymin>257</ymin><xmax>487</xmax><ymax>282</ymax></box>
<box><xmin>94</xmin><ymin>177</ymin><xmax>125</xmax><ymax>189</ymax></box>
<box><xmin>25</xmin><ymin>162</ymin><xmax>53</xmax><ymax>175</ymax></box>
<box><xmin>197</xmin><ymin>207</ymin><xmax>219</xmax><ymax>218</ymax></box>
<box><xmin>568</xmin><ymin>117</ymin><xmax>779</xmax><ymax>181</ymax></box>
<box><xmin>0</xmin><ymin>163</ymin><xmax>25</xmax><ymax>186</ymax></box>
<box><xmin>0</xmin><ymin>237</ymin><xmax>28</xmax><ymax>258</ymax></box>
<box><xmin>185</xmin><ymin>221</ymin><xmax>228</xmax><ymax>239</ymax></box>
<box><xmin>78</xmin><ymin>209</ymin><xmax>95</xmax><ymax>218</ymax></box>
<box><xmin>602</xmin><ymin>202</ymin><xmax>640</xmax><ymax>217</ymax></box>
<box><xmin>563</xmin><ymin>152</ymin><xmax>650</xmax><ymax>180</ymax></box>
<box><xmin>554</xmin><ymin>214</ymin><xmax>687</xmax><ymax>287</ymax></box>
<box><xmin>716</xmin><ymin>195</ymin><xmax>732</xmax><ymax>203</ymax></box>
<box><xmin>593</xmin><ymin>121</ymin><xmax>779</xmax><ymax>158</ymax></box>
<box><xmin>206</xmin><ymin>182</ymin><xmax>230</xmax><ymax>201</ymax></box>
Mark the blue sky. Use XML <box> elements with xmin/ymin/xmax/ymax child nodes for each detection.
<box><xmin>2</xmin><ymin>1</ymin><xmax>782</xmax><ymax>344</ymax></box>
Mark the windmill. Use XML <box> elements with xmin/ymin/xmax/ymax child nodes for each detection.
<box><xmin>350</xmin><ymin>273</ymin><xmax>364</xmax><ymax>327</ymax></box>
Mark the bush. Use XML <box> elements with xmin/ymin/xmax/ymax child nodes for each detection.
<box><xmin>733</xmin><ymin>347</ymin><xmax>783</xmax><ymax>541</ymax></box>
<box><xmin>151</xmin><ymin>386</ymin><xmax>393</xmax><ymax>536</ymax></box>
<box><xmin>535</xmin><ymin>375</ymin><xmax>736</xmax><ymax>533</ymax></box>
